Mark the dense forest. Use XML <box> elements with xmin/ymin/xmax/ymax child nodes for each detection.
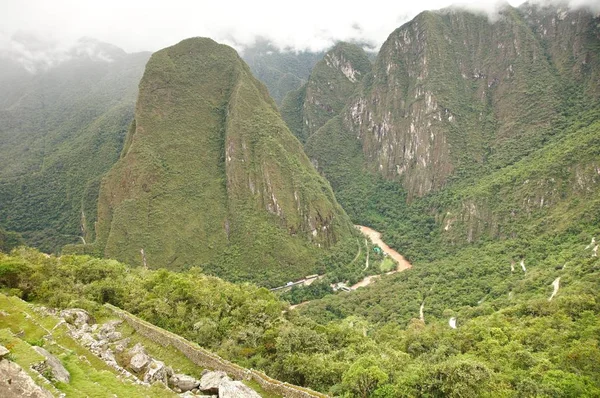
<box><xmin>1</xmin><ymin>2</ymin><xmax>600</xmax><ymax>397</ymax></box>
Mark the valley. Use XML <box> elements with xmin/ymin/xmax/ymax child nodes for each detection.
<box><xmin>1</xmin><ymin>1</ymin><xmax>600</xmax><ymax>397</ymax></box>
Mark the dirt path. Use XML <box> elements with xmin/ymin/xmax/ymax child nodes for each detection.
<box><xmin>356</xmin><ymin>226</ymin><xmax>412</xmax><ymax>272</ymax></box>
<box><xmin>350</xmin><ymin>226</ymin><xmax>412</xmax><ymax>289</ymax></box>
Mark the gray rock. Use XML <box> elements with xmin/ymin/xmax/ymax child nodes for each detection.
<box><xmin>199</xmin><ymin>371</ymin><xmax>230</xmax><ymax>393</ymax></box>
<box><xmin>126</xmin><ymin>343</ymin><xmax>150</xmax><ymax>373</ymax></box>
<box><xmin>129</xmin><ymin>352</ymin><xmax>150</xmax><ymax>373</ymax></box>
<box><xmin>170</xmin><ymin>373</ymin><xmax>200</xmax><ymax>392</ymax></box>
<box><xmin>113</xmin><ymin>338</ymin><xmax>130</xmax><ymax>353</ymax></box>
<box><xmin>32</xmin><ymin>346</ymin><xmax>70</xmax><ymax>383</ymax></box>
<box><xmin>0</xmin><ymin>359</ymin><xmax>53</xmax><ymax>398</ymax></box>
<box><xmin>0</xmin><ymin>345</ymin><xmax>9</xmax><ymax>359</ymax></box>
<box><xmin>143</xmin><ymin>360</ymin><xmax>171</xmax><ymax>385</ymax></box>
<box><xmin>218</xmin><ymin>379</ymin><xmax>261</xmax><ymax>398</ymax></box>
<box><xmin>103</xmin><ymin>331</ymin><xmax>122</xmax><ymax>342</ymax></box>
<box><xmin>79</xmin><ymin>333</ymin><xmax>96</xmax><ymax>348</ymax></box>
<box><xmin>59</xmin><ymin>309</ymin><xmax>92</xmax><ymax>327</ymax></box>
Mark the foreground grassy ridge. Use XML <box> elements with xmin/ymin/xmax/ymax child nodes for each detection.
<box><xmin>2</xmin><ymin>247</ymin><xmax>600</xmax><ymax>396</ymax></box>
<box><xmin>73</xmin><ymin>37</ymin><xmax>354</xmax><ymax>287</ymax></box>
<box><xmin>0</xmin><ymin>294</ymin><xmax>174</xmax><ymax>397</ymax></box>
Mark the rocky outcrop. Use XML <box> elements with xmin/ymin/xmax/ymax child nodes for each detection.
<box><xmin>200</xmin><ymin>370</ymin><xmax>230</xmax><ymax>393</ymax></box>
<box><xmin>0</xmin><ymin>358</ymin><xmax>53</xmax><ymax>398</ymax></box>
<box><xmin>218</xmin><ymin>379</ymin><xmax>261</xmax><ymax>398</ymax></box>
<box><xmin>281</xmin><ymin>42</ymin><xmax>372</xmax><ymax>143</ymax></box>
<box><xmin>31</xmin><ymin>346</ymin><xmax>70</xmax><ymax>383</ymax></box>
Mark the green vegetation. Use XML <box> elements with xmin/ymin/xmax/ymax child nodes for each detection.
<box><xmin>0</xmin><ymin>226</ymin><xmax>24</xmax><ymax>253</ymax></box>
<box><xmin>0</xmin><ymin>294</ymin><xmax>175</xmax><ymax>397</ymax></box>
<box><xmin>0</xmin><ymin>44</ymin><xmax>149</xmax><ymax>252</ymax></box>
<box><xmin>2</xmin><ymin>241</ymin><xmax>600</xmax><ymax>396</ymax></box>
<box><xmin>72</xmin><ymin>38</ymin><xmax>354</xmax><ymax>287</ymax></box>
<box><xmin>280</xmin><ymin>42</ymin><xmax>372</xmax><ymax>143</ymax></box>
<box><xmin>241</xmin><ymin>39</ymin><xmax>324</xmax><ymax>105</ymax></box>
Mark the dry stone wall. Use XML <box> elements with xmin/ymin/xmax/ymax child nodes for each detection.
<box><xmin>105</xmin><ymin>304</ymin><xmax>328</xmax><ymax>398</ymax></box>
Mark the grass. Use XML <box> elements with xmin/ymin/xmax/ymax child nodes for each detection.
<box><xmin>0</xmin><ymin>294</ymin><xmax>176</xmax><ymax>397</ymax></box>
<box><xmin>116</xmin><ymin>321</ymin><xmax>206</xmax><ymax>379</ymax></box>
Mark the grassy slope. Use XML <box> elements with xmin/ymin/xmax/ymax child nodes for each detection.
<box><xmin>0</xmin><ymin>294</ymin><xmax>175</xmax><ymax>397</ymax></box>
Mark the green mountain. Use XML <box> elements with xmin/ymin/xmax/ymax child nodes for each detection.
<box><xmin>280</xmin><ymin>42</ymin><xmax>372</xmax><ymax>143</ymax></box>
<box><xmin>241</xmin><ymin>39</ymin><xmax>324</xmax><ymax>105</ymax></box>
<box><xmin>304</xmin><ymin>3</ymin><xmax>600</xmax><ymax>254</ymax></box>
<box><xmin>0</xmin><ymin>38</ymin><xmax>150</xmax><ymax>252</ymax></box>
<box><xmin>77</xmin><ymin>38</ymin><xmax>353</xmax><ymax>286</ymax></box>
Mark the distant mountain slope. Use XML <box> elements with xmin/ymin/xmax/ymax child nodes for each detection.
<box><xmin>311</xmin><ymin>4</ymin><xmax>599</xmax><ymax>199</ymax></box>
<box><xmin>280</xmin><ymin>42</ymin><xmax>372</xmax><ymax>143</ymax></box>
<box><xmin>303</xmin><ymin>4</ymin><xmax>600</xmax><ymax>258</ymax></box>
<box><xmin>241</xmin><ymin>39</ymin><xmax>324</xmax><ymax>105</ymax></box>
<box><xmin>78</xmin><ymin>38</ymin><xmax>353</xmax><ymax>286</ymax></box>
<box><xmin>0</xmin><ymin>39</ymin><xmax>150</xmax><ymax>251</ymax></box>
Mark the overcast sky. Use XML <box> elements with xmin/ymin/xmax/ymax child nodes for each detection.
<box><xmin>1</xmin><ymin>0</ymin><xmax>598</xmax><ymax>55</ymax></box>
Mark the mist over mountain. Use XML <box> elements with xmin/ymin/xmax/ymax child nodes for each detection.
<box><xmin>0</xmin><ymin>40</ymin><xmax>149</xmax><ymax>251</ymax></box>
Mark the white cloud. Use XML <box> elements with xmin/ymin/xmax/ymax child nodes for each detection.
<box><xmin>0</xmin><ymin>0</ymin><xmax>597</xmax><ymax>57</ymax></box>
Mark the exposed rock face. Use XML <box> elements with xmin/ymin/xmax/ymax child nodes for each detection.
<box><xmin>0</xmin><ymin>358</ymin><xmax>53</xmax><ymax>398</ymax></box>
<box><xmin>90</xmin><ymin>37</ymin><xmax>353</xmax><ymax>284</ymax></box>
<box><xmin>310</xmin><ymin>5</ymin><xmax>600</xmax><ymax>199</ymax></box>
<box><xmin>281</xmin><ymin>42</ymin><xmax>372</xmax><ymax>143</ymax></box>
<box><xmin>31</xmin><ymin>346</ymin><xmax>70</xmax><ymax>383</ymax></box>
<box><xmin>218</xmin><ymin>379</ymin><xmax>261</xmax><ymax>398</ymax></box>
<box><xmin>199</xmin><ymin>370</ymin><xmax>230</xmax><ymax>393</ymax></box>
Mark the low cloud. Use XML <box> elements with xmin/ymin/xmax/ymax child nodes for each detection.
<box><xmin>1</xmin><ymin>0</ymin><xmax>597</xmax><ymax>69</ymax></box>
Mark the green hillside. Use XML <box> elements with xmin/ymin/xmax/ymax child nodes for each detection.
<box><xmin>73</xmin><ymin>38</ymin><xmax>353</xmax><ymax>286</ymax></box>
<box><xmin>0</xmin><ymin>41</ymin><xmax>150</xmax><ymax>252</ymax></box>
<box><xmin>280</xmin><ymin>42</ymin><xmax>372</xmax><ymax>143</ymax></box>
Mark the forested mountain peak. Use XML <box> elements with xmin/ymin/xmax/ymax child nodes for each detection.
<box><xmin>77</xmin><ymin>37</ymin><xmax>353</xmax><ymax>286</ymax></box>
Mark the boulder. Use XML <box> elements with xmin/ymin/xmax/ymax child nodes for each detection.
<box><xmin>0</xmin><ymin>345</ymin><xmax>9</xmax><ymax>359</ymax></box>
<box><xmin>143</xmin><ymin>360</ymin><xmax>172</xmax><ymax>385</ymax></box>
<box><xmin>0</xmin><ymin>358</ymin><xmax>53</xmax><ymax>398</ymax></box>
<box><xmin>32</xmin><ymin>346</ymin><xmax>70</xmax><ymax>383</ymax></box>
<box><xmin>129</xmin><ymin>352</ymin><xmax>150</xmax><ymax>373</ymax></box>
<box><xmin>199</xmin><ymin>371</ymin><xmax>230</xmax><ymax>393</ymax></box>
<box><xmin>113</xmin><ymin>338</ymin><xmax>130</xmax><ymax>353</ymax></box>
<box><xmin>126</xmin><ymin>343</ymin><xmax>150</xmax><ymax>373</ymax></box>
<box><xmin>218</xmin><ymin>379</ymin><xmax>261</xmax><ymax>398</ymax></box>
<box><xmin>59</xmin><ymin>309</ymin><xmax>93</xmax><ymax>327</ymax></box>
<box><xmin>170</xmin><ymin>373</ymin><xmax>200</xmax><ymax>392</ymax></box>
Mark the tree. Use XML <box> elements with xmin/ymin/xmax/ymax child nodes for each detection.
<box><xmin>342</xmin><ymin>356</ymin><xmax>389</xmax><ymax>398</ymax></box>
